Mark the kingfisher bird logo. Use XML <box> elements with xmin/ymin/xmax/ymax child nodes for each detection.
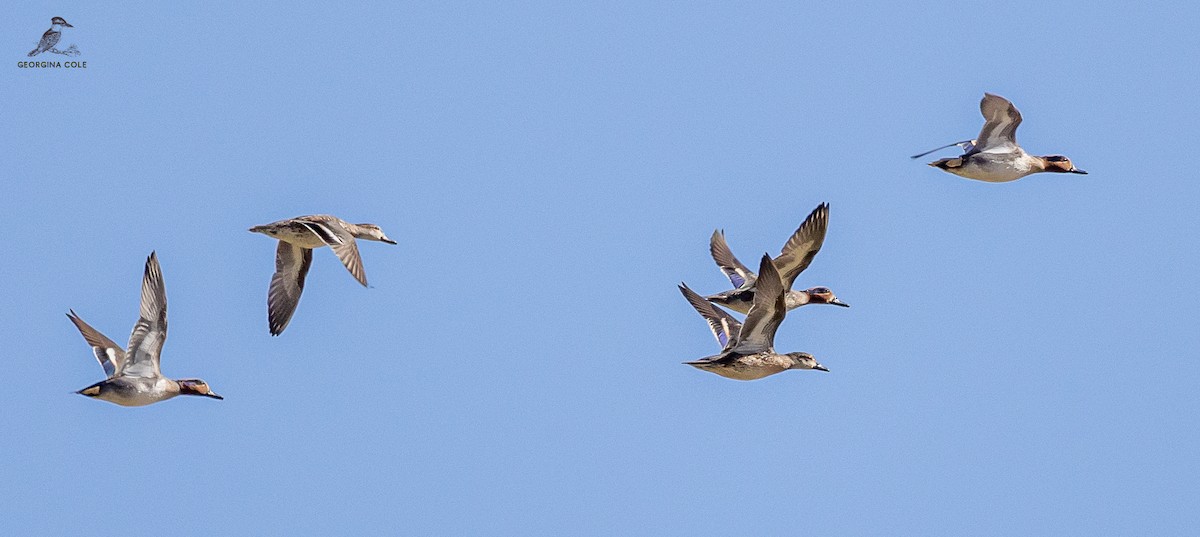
<box><xmin>28</xmin><ymin>17</ymin><xmax>79</xmax><ymax>57</ymax></box>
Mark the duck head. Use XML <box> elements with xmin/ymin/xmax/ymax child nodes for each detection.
<box><xmin>1040</xmin><ymin>155</ymin><xmax>1087</xmax><ymax>174</ymax></box>
<box><xmin>178</xmin><ymin>379</ymin><xmax>224</xmax><ymax>400</ymax></box>
<box><xmin>352</xmin><ymin>223</ymin><xmax>397</xmax><ymax>244</ymax></box>
<box><xmin>805</xmin><ymin>286</ymin><xmax>849</xmax><ymax>307</ymax></box>
<box><xmin>787</xmin><ymin>352</ymin><xmax>829</xmax><ymax>372</ymax></box>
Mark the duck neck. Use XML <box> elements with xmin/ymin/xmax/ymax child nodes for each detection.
<box><xmin>342</xmin><ymin>223</ymin><xmax>370</xmax><ymax>239</ymax></box>
<box><xmin>784</xmin><ymin>291</ymin><xmax>811</xmax><ymax>309</ymax></box>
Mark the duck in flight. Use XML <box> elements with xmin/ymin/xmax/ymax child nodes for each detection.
<box><xmin>680</xmin><ymin>254</ymin><xmax>828</xmax><ymax>380</ymax></box>
<box><xmin>705</xmin><ymin>203</ymin><xmax>847</xmax><ymax>314</ymax></box>
<box><xmin>68</xmin><ymin>252</ymin><xmax>223</xmax><ymax>406</ymax></box>
<box><xmin>249</xmin><ymin>215</ymin><xmax>397</xmax><ymax>336</ymax></box>
<box><xmin>913</xmin><ymin>93</ymin><xmax>1087</xmax><ymax>182</ymax></box>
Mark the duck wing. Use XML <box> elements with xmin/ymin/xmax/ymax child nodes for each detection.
<box><xmin>679</xmin><ymin>283</ymin><xmax>742</xmax><ymax>350</ymax></box>
<box><xmin>970</xmin><ymin>93</ymin><xmax>1022</xmax><ymax>154</ymax></box>
<box><xmin>731</xmin><ymin>254</ymin><xmax>787</xmax><ymax>353</ymax></box>
<box><xmin>267</xmin><ymin>241</ymin><xmax>313</xmax><ymax>336</ymax></box>
<box><xmin>66</xmin><ymin>310</ymin><xmax>126</xmax><ymax>378</ymax></box>
<box><xmin>123</xmin><ymin>252</ymin><xmax>167</xmax><ymax>378</ymax></box>
<box><xmin>709</xmin><ymin>229</ymin><xmax>755</xmax><ymax>289</ymax></box>
<box><xmin>297</xmin><ymin>217</ymin><xmax>367</xmax><ymax>287</ymax></box>
<box><xmin>773</xmin><ymin>203</ymin><xmax>829</xmax><ymax>290</ymax></box>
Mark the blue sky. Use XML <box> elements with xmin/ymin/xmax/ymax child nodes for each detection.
<box><xmin>4</xmin><ymin>1</ymin><xmax>1199</xmax><ymax>534</ymax></box>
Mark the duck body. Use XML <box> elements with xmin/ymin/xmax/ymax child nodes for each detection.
<box><xmin>931</xmin><ymin>150</ymin><xmax>1042</xmax><ymax>183</ymax></box>
<box><xmin>251</xmin><ymin>219</ymin><xmax>332</xmax><ymax>249</ymax></box>
<box><xmin>684</xmin><ymin>352</ymin><xmax>795</xmax><ymax>381</ymax></box>
<box><xmin>79</xmin><ymin>377</ymin><xmax>181</xmax><ymax>407</ymax></box>
<box><xmin>705</xmin><ymin>288</ymin><xmax>813</xmax><ymax>315</ymax></box>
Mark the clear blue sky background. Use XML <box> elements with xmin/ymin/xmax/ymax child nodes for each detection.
<box><xmin>4</xmin><ymin>1</ymin><xmax>1199</xmax><ymax>535</ymax></box>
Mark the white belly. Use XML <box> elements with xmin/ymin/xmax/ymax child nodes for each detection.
<box><xmin>692</xmin><ymin>354</ymin><xmax>790</xmax><ymax>381</ymax></box>
<box><xmin>952</xmin><ymin>155</ymin><xmax>1035</xmax><ymax>183</ymax></box>
<box><xmin>274</xmin><ymin>228</ymin><xmax>329</xmax><ymax>249</ymax></box>
<box><xmin>99</xmin><ymin>378</ymin><xmax>178</xmax><ymax>407</ymax></box>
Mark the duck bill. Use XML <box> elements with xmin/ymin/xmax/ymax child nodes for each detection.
<box><xmin>830</xmin><ymin>298</ymin><xmax>850</xmax><ymax>308</ymax></box>
<box><xmin>381</xmin><ymin>238</ymin><xmax>398</xmax><ymax>245</ymax></box>
<box><xmin>205</xmin><ymin>392</ymin><xmax>225</xmax><ymax>400</ymax></box>
<box><xmin>1069</xmin><ymin>168</ymin><xmax>1088</xmax><ymax>174</ymax></box>
<box><xmin>814</xmin><ymin>364</ymin><xmax>830</xmax><ymax>372</ymax></box>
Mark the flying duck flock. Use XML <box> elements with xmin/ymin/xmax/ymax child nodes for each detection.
<box><xmin>67</xmin><ymin>92</ymin><xmax>1087</xmax><ymax>404</ymax></box>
